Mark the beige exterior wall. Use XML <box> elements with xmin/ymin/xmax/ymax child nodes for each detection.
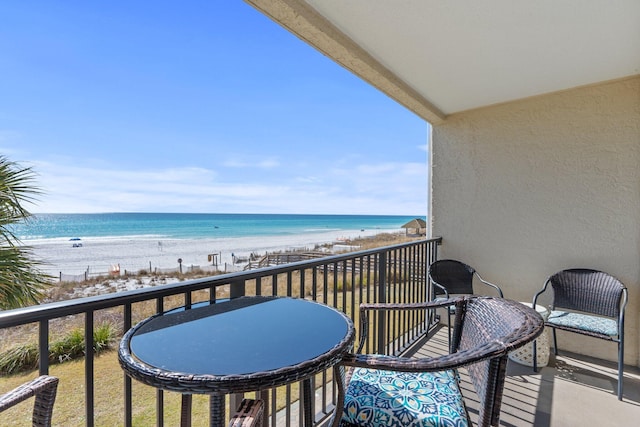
<box><xmin>431</xmin><ymin>77</ymin><xmax>640</xmax><ymax>366</ymax></box>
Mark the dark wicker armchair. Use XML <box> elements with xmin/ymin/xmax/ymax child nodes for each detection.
<box><xmin>0</xmin><ymin>375</ymin><xmax>59</xmax><ymax>427</ymax></box>
<box><xmin>429</xmin><ymin>260</ymin><xmax>504</xmax><ymax>350</ymax></box>
<box><xmin>228</xmin><ymin>398</ymin><xmax>264</xmax><ymax>427</ymax></box>
<box><xmin>532</xmin><ymin>268</ymin><xmax>628</xmax><ymax>400</ymax></box>
<box><xmin>330</xmin><ymin>297</ymin><xmax>543</xmax><ymax>427</ymax></box>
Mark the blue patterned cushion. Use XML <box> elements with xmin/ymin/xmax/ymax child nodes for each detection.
<box><xmin>341</xmin><ymin>367</ymin><xmax>468</xmax><ymax>427</ymax></box>
<box><xmin>547</xmin><ymin>311</ymin><xmax>618</xmax><ymax>336</ymax></box>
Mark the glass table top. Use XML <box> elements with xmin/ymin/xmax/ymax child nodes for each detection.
<box><xmin>128</xmin><ymin>296</ymin><xmax>352</xmax><ymax>376</ymax></box>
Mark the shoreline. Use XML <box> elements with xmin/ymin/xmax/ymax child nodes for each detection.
<box><xmin>28</xmin><ymin>228</ymin><xmax>391</xmax><ymax>276</ymax></box>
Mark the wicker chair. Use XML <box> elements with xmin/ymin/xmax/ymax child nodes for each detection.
<box><xmin>330</xmin><ymin>296</ymin><xmax>543</xmax><ymax>427</ymax></box>
<box><xmin>0</xmin><ymin>375</ymin><xmax>59</xmax><ymax>427</ymax></box>
<box><xmin>532</xmin><ymin>268</ymin><xmax>628</xmax><ymax>400</ymax></box>
<box><xmin>429</xmin><ymin>260</ymin><xmax>504</xmax><ymax>351</ymax></box>
<box><xmin>228</xmin><ymin>398</ymin><xmax>264</xmax><ymax>427</ymax></box>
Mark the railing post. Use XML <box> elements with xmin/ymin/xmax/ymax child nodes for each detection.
<box><xmin>229</xmin><ymin>394</ymin><xmax>241</xmax><ymax>422</ymax></box>
<box><xmin>38</xmin><ymin>319</ymin><xmax>49</xmax><ymax>375</ymax></box>
<box><xmin>85</xmin><ymin>310</ymin><xmax>95</xmax><ymax>427</ymax></box>
<box><xmin>230</xmin><ymin>280</ymin><xmax>246</xmax><ymax>299</ymax></box>
<box><xmin>377</xmin><ymin>252</ymin><xmax>387</xmax><ymax>355</ymax></box>
<box><xmin>427</xmin><ymin>239</ymin><xmax>442</xmax><ymax>328</ymax></box>
<box><xmin>124</xmin><ymin>304</ymin><xmax>133</xmax><ymax>427</ymax></box>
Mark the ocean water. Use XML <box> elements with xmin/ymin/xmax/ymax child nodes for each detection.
<box><xmin>14</xmin><ymin>213</ymin><xmax>422</xmax><ymax>243</ymax></box>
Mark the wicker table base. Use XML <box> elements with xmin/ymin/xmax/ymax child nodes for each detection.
<box><xmin>508</xmin><ymin>303</ymin><xmax>550</xmax><ymax>367</ymax></box>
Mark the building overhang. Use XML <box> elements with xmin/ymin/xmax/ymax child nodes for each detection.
<box><xmin>245</xmin><ymin>0</ymin><xmax>640</xmax><ymax>124</ymax></box>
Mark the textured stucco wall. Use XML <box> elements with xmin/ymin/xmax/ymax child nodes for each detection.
<box><xmin>432</xmin><ymin>76</ymin><xmax>640</xmax><ymax>366</ymax></box>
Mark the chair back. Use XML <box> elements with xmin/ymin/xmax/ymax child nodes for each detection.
<box><xmin>548</xmin><ymin>269</ymin><xmax>625</xmax><ymax>318</ymax></box>
<box><xmin>0</xmin><ymin>375</ymin><xmax>58</xmax><ymax>427</ymax></box>
<box><xmin>451</xmin><ymin>298</ymin><xmax>540</xmax><ymax>426</ymax></box>
<box><xmin>429</xmin><ymin>259</ymin><xmax>475</xmax><ymax>295</ymax></box>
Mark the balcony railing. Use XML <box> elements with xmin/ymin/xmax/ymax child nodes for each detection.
<box><xmin>0</xmin><ymin>237</ymin><xmax>441</xmax><ymax>426</ymax></box>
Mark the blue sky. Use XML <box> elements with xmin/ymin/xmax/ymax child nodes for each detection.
<box><xmin>0</xmin><ymin>2</ymin><xmax>428</xmax><ymax>216</ymax></box>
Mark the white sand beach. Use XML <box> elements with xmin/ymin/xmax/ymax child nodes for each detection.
<box><xmin>28</xmin><ymin>228</ymin><xmax>385</xmax><ymax>276</ymax></box>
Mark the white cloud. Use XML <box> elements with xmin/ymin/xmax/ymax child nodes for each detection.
<box><xmin>222</xmin><ymin>156</ymin><xmax>280</xmax><ymax>169</ymax></box>
<box><xmin>27</xmin><ymin>157</ymin><xmax>426</xmax><ymax>215</ymax></box>
<box><xmin>294</xmin><ymin>175</ymin><xmax>322</xmax><ymax>184</ymax></box>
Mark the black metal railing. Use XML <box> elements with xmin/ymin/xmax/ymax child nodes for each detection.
<box><xmin>0</xmin><ymin>237</ymin><xmax>441</xmax><ymax>426</ymax></box>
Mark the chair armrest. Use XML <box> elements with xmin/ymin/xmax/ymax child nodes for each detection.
<box><xmin>356</xmin><ymin>298</ymin><xmax>466</xmax><ymax>353</ymax></box>
<box><xmin>359</xmin><ymin>297</ymin><xmax>465</xmax><ymax>313</ymax></box>
<box><xmin>0</xmin><ymin>375</ymin><xmax>58</xmax><ymax>424</ymax></box>
<box><xmin>341</xmin><ymin>342</ymin><xmax>508</xmax><ymax>373</ymax></box>
<box><xmin>532</xmin><ymin>278</ymin><xmax>551</xmax><ymax>308</ymax></box>
<box><xmin>619</xmin><ymin>288</ymin><xmax>628</xmax><ymax>328</ymax></box>
<box><xmin>432</xmin><ymin>281</ymin><xmax>450</xmax><ymax>298</ymax></box>
<box><xmin>475</xmin><ymin>273</ymin><xmax>504</xmax><ymax>297</ymax></box>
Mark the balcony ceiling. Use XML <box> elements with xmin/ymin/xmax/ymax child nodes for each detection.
<box><xmin>246</xmin><ymin>0</ymin><xmax>640</xmax><ymax>123</ymax></box>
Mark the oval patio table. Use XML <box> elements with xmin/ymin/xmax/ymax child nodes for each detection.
<box><xmin>119</xmin><ymin>296</ymin><xmax>355</xmax><ymax>427</ymax></box>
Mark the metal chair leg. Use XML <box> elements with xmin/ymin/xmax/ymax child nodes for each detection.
<box><xmin>447</xmin><ymin>310</ymin><xmax>453</xmax><ymax>353</ymax></box>
<box><xmin>618</xmin><ymin>338</ymin><xmax>624</xmax><ymax>400</ymax></box>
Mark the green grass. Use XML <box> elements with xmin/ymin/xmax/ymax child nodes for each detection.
<box><xmin>0</xmin><ymin>349</ymin><xmax>215</xmax><ymax>426</ymax></box>
<box><xmin>0</xmin><ymin>348</ymin><xmax>318</xmax><ymax>426</ymax></box>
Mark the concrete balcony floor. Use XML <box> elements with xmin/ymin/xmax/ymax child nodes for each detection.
<box><xmin>407</xmin><ymin>326</ymin><xmax>640</xmax><ymax>426</ymax></box>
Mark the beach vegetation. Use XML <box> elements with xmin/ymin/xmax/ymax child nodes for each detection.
<box><xmin>0</xmin><ymin>322</ymin><xmax>116</xmax><ymax>375</ymax></box>
<box><xmin>0</xmin><ymin>342</ymin><xmax>38</xmax><ymax>375</ymax></box>
<box><xmin>0</xmin><ymin>156</ymin><xmax>52</xmax><ymax>309</ymax></box>
<box><xmin>334</xmin><ymin>278</ymin><xmax>351</xmax><ymax>292</ymax></box>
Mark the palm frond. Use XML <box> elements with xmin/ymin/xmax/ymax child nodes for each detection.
<box><xmin>0</xmin><ymin>155</ymin><xmax>50</xmax><ymax>309</ymax></box>
<box><xmin>0</xmin><ymin>246</ymin><xmax>52</xmax><ymax>309</ymax></box>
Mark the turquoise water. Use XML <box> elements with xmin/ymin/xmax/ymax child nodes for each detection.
<box><xmin>14</xmin><ymin>213</ymin><xmax>423</xmax><ymax>242</ymax></box>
